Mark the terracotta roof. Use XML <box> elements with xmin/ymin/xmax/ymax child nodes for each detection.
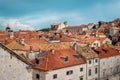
<box><xmin>84</xmin><ymin>30</ymin><xmax>93</xmax><ymax>33</ymax></box>
<box><xmin>0</xmin><ymin>30</ymin><xmax>5</xmax><ymax>34</ymax></box>
<box><xmin>60</xmin><ymin>35</ymin><xmax>74</xmax><ymax>42</ymax></box>
<box><xmin>6</xmin><ymin>38</ymin><xmax>72</xmax><ymax>51</ymax></box>
<box><xmin>93</xmin><ymin>47</ymin><xmax>120</xmax><ymax>58</ymax></box>
<box><xmin>63</xmin><ymin>26</ymin><xmax>87</xmax><ymax>29</ymax></box>
<box><xmin>76</xmin><ymin>46</ymin><xmax>98</xmax><ymax>59</ymax></box>
<box><xmin>15</xmin><ymin>31</ymin><xmax>39</xmax><ymax>39</ymax></box>
<box><xmin>6</xmin><ymin>41</ymin><xmax>23</xmax><ymax>50</ymax></box>
<box><xmin>31</xmin><ymin>48</ymin><xmax>85</xmax><ymax>71</ymax></box>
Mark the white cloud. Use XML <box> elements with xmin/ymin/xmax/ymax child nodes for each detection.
<box><xmin>18</xmin><ymin>12</ymin><xmax>86</xmax><ymax>29</ymax></box>
<box><xmin>2</xmin><ymin>19</ymin><xmax>34</xmax><ymax>30</ymax></box>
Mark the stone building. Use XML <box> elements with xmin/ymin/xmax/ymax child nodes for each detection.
<box><xmin>76</xmin><ymin>45</ymin><xmax>99</xmax><ymax>80</ymax></box>
<box><xmin>94</xmin><ymin>47</ymin><xmax>120</xmax><ymax>80</ymax></box>
<box><xmin>31</xmin><ymin>48</ymin><xmax>86</xmax><ymax>80</ymax></box>
<box><xmin>62</xmin><ymin>25</ymin><xmax>88</xmax><ymax>34</ymax></box>
<box><xmin>0</xmin><ymin>43</ymin><xmax>33</xmax><ymax>80</ymax></box>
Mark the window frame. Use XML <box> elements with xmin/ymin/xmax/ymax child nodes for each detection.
<box><xmin>53</xmin><ymin>74</ymin><xmax>57</xmax><ymax>79</ymax></box>
<box><xmin>66</xmin><ymin>70</ymin><xmax>73</xmax><ymax>75</ymax></box>
<box><xmin>36</xmin><ymin>74</ymin><xmax>40</xmax><ymax>79</ymax></box>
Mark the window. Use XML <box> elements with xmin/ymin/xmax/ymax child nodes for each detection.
<box><xmin>95</xmin><ymin>68</ymin><xmax>98</xmax><ymax>74</ymax></box>
<box><xmin>36</xmin><ymin>74</ymin><xmax>40</xmax><ymax>79</ymax></box>
<box><xmin>36</xmin><ymin>59</ymin><xmax>43</xmax><ymax>64</ymax></box>
<box><xmin>94</xmin><ymin>43</ymin><xmax>98</xmax><ymax>47</ymax></box>
<box><xmin>103</xmin><ymin>72</ymin><xmax>105</xmax><ymax>77</ymax></box>
<box><xmin>74</xmin><ymin>54</ymin><xmax>81</xmax><ymax>60</ymax></box>
<box><xmin>89</xmin><ymin>69</ymin><xmax>91</xmax><ymax>76</ymax></box>
<box><xmin>61</xmin><ymin>56</ymin><xmax>69</xmax><ymax>62</ymax></box>
<box><xmin>53</xmin><ymin>74</ymin><xmax>57</xmax><ymax>79</ymax></box>
<box><xmin>103</xmin><ymin>62</ymin><xmax>105</xmax><ymax>65</ymax></box>
<box><xmin>95</xmin><ymin>59</ymin><xmax>98</xmax><ymax>63</ymax></box>
<box><xmin>66</xmin><ymin>70</ymin><xmax>73</xmax><ymax>75</ymax></box>
<box><xmin>79</xmin><ymin>76</ymin><xmax>83</xmax><ymax>80</ymax></box>
<box><xmin>80</xmin><ymin>68</ymin><xmax>83</xmax><ymax>72</ymax></box>
<box><xmin>89</xmin><ymin>60</ymin><xmax>91</xmax><ymax>64</ymax></box>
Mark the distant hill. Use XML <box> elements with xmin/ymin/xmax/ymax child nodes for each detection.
<box><xmin>36</xmin><ymin>28</ymin><xmax>50</xmax><ymax>32</ymax></box>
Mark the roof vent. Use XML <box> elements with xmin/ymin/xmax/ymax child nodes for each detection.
<box><xmin>30</xmin><ymin>46</ymin><xmax>33</xmax><ymax>53</ymax></box>
<box><xmin>50</xmin><ymin>49</ymin><xmax>55</xmax><ymax>54</ymax></box>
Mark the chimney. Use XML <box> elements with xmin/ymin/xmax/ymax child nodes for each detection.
<box><xmin>20</xmin><ymin>38</ymin><xmax>26</xmax><ymax>46</ymax></box>
<box><xmin>9</xmin><ymin>30</ymin><xmax>14</xmax><ymax>39</ymax></box>
<box><xmin>50</xmin><ymin>49</ymin><xmax>55</xmax><ymax>54</ymax></box>
<box><xmin>39</xmin><ymin>49</ymin><xmax>42</xmax><ymax>53</ymax></box>
<box><xmin>30</xmin><ymin>46</ymin><xmax>33</xmax><ymax>53</ymax></box>
<box><xmin>73</xmin><ymin>42</ymin><xmax>77</xmax><ymax>51</ymax></box>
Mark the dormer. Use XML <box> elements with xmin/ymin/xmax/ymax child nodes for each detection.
<box><xmin>94</xmin><ymin>50</ymin><xmax>100</xmax><ymax>55</ymax></box>
<box><xmin>73</xmin><ymin>54</ymin><xmax>81</xmax><ymax>60</ymax></box>
<box><xmin>102</xmin><ymin>49</ymin><xmax>108</xmax><ymax>53</ymax></box>
<box><xmin>35</xmin><ymin>58</ymin><xmax>44</xmax><ymax>64</ymax></box>
<box><xmin>61</xmin><ymin>56</ymin><xmax>68</xmax><ymax>62</ymax></box>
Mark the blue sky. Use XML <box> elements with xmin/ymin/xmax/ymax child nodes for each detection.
<box><xmin>0</xmin><ymin>0</ymin><xmax>120</xmax><ymax>30</ymax></box>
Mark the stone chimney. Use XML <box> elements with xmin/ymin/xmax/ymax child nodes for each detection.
<box><xmin>9</xmin><ymin>30</ymin><xmax>14</xmax><ymax>39</ymax></box>
<box><xmin>20</xmin><ymin>38</ymin><xmax>26</xmax><ymax>46</ymax></box>
<box><xmin>50</xmin><ymin>49</ymin><xmax>55</xmax><ymax>54</ymax></box>
<box><xmin>30</xmin><ymin>46</ymin><xmax>33</xmax><ymax>53</ymax></box>
<box><xmin>73</xmin><ymin>42</ymin><xmax>77</xmax><ymax>51</ymax></box>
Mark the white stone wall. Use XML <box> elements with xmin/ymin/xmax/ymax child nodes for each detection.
<box><xmin>33</xmin><ymin>70</ymin><xmax>46</xmax><ymax>80</ymax></box>
<box><xmin>0</xmin><ymin>47</ymin><xmax>33</xmax><ymax>80</ymax></box>
<box><xmin>100</xmin><ymin>55</ymin><xmax>120</xmax><ymax>80</ymax></box>
<box><xmin>86</xmin><ymin>58</ymin><xmax>99</xmax><ymax>80</ymax></box>
<box><xmin>102</xmin><ymin>38</ymin><xmax>112</xmax><ymax>44</ymax></box>
<box><xmin>33</xmin><ymin>64</ymin><xmax>86</xmax><ymax>80</ymax></box>
<box><xmin>57</xmin><ymin>23</ymin><xmax>66</xmax><ymax>31</ymax></box>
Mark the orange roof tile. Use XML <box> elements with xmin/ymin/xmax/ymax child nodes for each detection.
<box><xmin>93</xmin><ymin>47</ymin><xmax>120</xmax><ymax>58</ymax></box>
<box><xmin>63</xmin><ymin>25</ymin><xmax>87</xmax><ymax>29</ymax></box>
<box><xmin>31</xmin><ymin>48</ymin><xmax>85</xmax><ymax>71</ymax></box>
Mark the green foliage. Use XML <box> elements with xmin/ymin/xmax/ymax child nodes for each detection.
<box><xmin>37</xmin><ymin>28</ymin><xmax>50</xmax><ymax>32</ymax></box>
<box><xmin>92</xmin><ymin>25</ymin><xmax>96</xmax><ymax>29</ymax></box>
<box><xmin>112</xmin><ymin>39</ymin><xmax>120</xmax><ymax>45</ymax></box>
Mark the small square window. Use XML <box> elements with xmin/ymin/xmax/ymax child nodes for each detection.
<box><xmin>79</xmin><ymin>76</ymin><xmax>83</xmax><ymax>80</ymax></box>
<box><xmin>53</xmin><ymin>74</ymin><xmax>57</xmax><ymax>79</ymax></box>
<box><xmin>61</xmin><ymin>56</ymin><xmax>69</xmax><ymax>62</ymax></box>
<box><xmin>89</xmin><ymin>60</ymin><xmax>91</xmax><ymax>64</ymax></box>
<box><xmin>95</xmin><ymin>68</ymin><xmax>98</xmax><ymax>74</ymax></box>
<box><xmin>36</xmin><ymin>74</ymin><xmax>40</xmax><ymax>79</ymax></box>
<box><xmin>89</xmin><ymin>69</ymin><xmax>91</xmax><ymax>76</ymax></box>
<box><xmin>95</xmin><ymin>78</ymin><xmax>98</xmax><ymax>80</ymax></box>
<box><xmin>80</xmin><ymin>68</ymin><xmax>83</xmax><ymax>72</ymax></box>
<box><xmin>95</xmin><ymin>59</ymin><xmax>98</xmax><ymax>63</ymax></box>
<box><xmin>66</xmin><ymin>70</ymin><xmax>73</xmax><ymax>75</ymax></box>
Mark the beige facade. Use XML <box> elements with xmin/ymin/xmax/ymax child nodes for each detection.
<box><xmin>100</xmin><ymin>55</ymin><xmax>120</xmax><ymax>80</ymax></box>
<box><xmin>86</xmin><ymin>58</ymin><xmax>99</xmax><ymax>80</ymax></box>
<box><xmin>33</xmin><ymin>64</ymin><xmax>86</xmax><ymax>80</ymax></box>
<box><xmin>0</xmin><ymin>44</ymin><xmax>33</xmax><ymax>80</ymax></box>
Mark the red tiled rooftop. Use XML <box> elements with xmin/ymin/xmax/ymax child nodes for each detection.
<box><xmin>93</xmin><ymin>47</ymin><xmax>120</xmax><ymax>58</ymax></box>
<box><xmin>31</xmin><ymin>48</ymin><xmax>85</xmax><ymax>71</ymax></box>
<box><xmin>63</xmin><ymin>26</ymin><xmax>87</xmax><ymax>29</ymax></box>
